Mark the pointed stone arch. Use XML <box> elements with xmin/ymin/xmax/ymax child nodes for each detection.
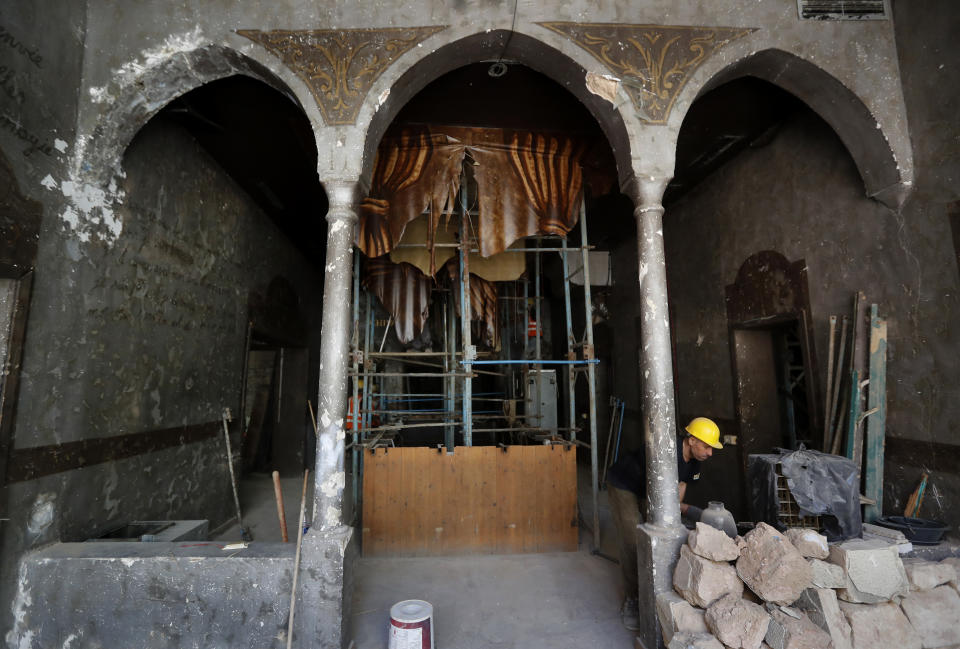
<box><xmin>670</xmin><ymin>47</ymin><xmax>911</xmax><ymax>208</ymax></box>
<box><xmin>76</xmin><ymin>43</ymin><xmax>320</xmax><ymax>189</ymax></box>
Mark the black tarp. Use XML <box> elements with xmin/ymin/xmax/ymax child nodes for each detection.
<box><xmin>748</xmin><ymin>446</ymin><xmax>862</xmax><ymax>541</ymax></box>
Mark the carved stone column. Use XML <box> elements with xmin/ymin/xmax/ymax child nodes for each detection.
<box><xmin>293</xmin><ymin>178</ymin><xmax>360</xmax><ymax>649</ymax></box>
<box><xmin>626</xmin><ymin>174</ymin><xmax>687</xmax><ymax>649</ymax></box>
<box><xmin>631</xmin><ymin>175</ymin><xmax>681</xmax><ymax>526</ymax></box>
<box><xmin>314</xmin><ymin>179</ymin><xmax>360</xmax><ymax>529</ymax></box>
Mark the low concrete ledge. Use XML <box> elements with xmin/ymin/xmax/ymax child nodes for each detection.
<box><xmin>9</xmin><ymin>526</ymin><xmax>354</xmax><ymax>649</ymax></box>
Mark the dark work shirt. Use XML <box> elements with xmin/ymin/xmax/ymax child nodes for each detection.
<box><xmin>606</xmin><ymin>443</ymin><xmax>701</xmax><ymax>498</ymax></box>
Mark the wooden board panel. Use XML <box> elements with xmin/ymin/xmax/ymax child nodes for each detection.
<box><xmin>363</xmin><ymin>444</ymin><xmax>577</xmax><ymax>556</ymax></box>
<box><xmin>496</xmin><ymin>446</ymin><xmax>523</xmax><ymax>554</ymax></box>
<box><xmin>360</xmin><ymin>448</ymin><xmax>388</xmax><ymax>554</ymax></box>
<box><xmin>525</xmin><ymin>445</ymin><xmax>545</xmax><ymax>553</ymax></box>
<box><xmin>550</xmin><ymin>445</ymin><xmax>579</xmax><ymax>551</ymax></box>
<box><xmin>438</xmin><ymin>447</ymin><xmax>463</xmax><ymax>555</ymax></box>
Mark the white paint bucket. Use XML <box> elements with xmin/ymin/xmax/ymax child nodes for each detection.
<box><xmin>388</xmin><ymin>599</ymin><xmax>434</xmax><ymax>649</ymax></box>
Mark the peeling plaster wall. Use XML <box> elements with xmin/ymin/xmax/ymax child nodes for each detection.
<box><xmin>0</xmin><ymin>1</ymin><xmax>85</xmax><ymax>189</ymax></box>
<box><xmin>0</xmin><ymin>117</ymin><xmax>324</xmax><ymax>640</ymax></box>
<box><xmin>659</xmin><ymin>3</ymin><xmax>960</xmax><ymax>528</ymax></box>
<box><xmin>70</xmin><ymin>0</ymin><xmax>911</xmax><ymax>185</ymax></box>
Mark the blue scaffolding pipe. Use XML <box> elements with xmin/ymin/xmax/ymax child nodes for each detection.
<box><xmin>378</xmin><ymin>395</ymin><xmax>505</xmax><ymax>404</ymax></box>
<box><xmin>460</xmin><ymin>359</ymin><xmax>600</xmax><ymax>366</ymax></box>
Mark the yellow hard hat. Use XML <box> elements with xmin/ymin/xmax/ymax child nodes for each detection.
<box><xmin>685</xmin><ymin>417</ymin><xmax>722</xmax><ymax>449</ymax></box>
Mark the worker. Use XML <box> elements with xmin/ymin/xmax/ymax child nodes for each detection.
<box><xmin>606</xmin><ymin>416</ymin><xmax>723</xmax><ymax>631</ymax></box>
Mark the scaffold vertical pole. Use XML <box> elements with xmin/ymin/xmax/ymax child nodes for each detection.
<box><xmin>580</xmin><ymin>201</ymin><xmax>601</xmax><ymax>550</ymax></box>
<box><xmin>459</xmin><ymin>194</ymin><xmax>473</xmax><ymax>447</ymax></box>
<box><xmin>561</xmin><ymin>236</ymin><xmax>576</xmax><ymax>442</ymax></box>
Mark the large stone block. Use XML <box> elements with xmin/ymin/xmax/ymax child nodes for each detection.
<box><xmin>736</xmin><ymin>523</ymin><xmax>812</xmax><ymax>605</ymax></box>
<box><xmin>705</xmin><ymin>593</ymin><xmax>771</xmax><ymax>649</ymax></box>
<box><xmin>764</xmin><ymin>607</ymin><xmax>833</xmax><ymax>649</ymax></box>
<box><xmin>6</xmin><ymin>539</ymin><xmax>311</xmax><ymax>649</ymax></box>
<box><xmin>784</xmin><ymin>528</ymin><xmax>829</xmax><ymax>560</ymax></box>
<box><xmin>828</xmin><ymin>539</ymin><xmax>909</xmax><ymax>604</ymax></box>
<box><xmin>838</xmin><ymin>601</ymin><xmax>921</xmax><ymax>649</ymax></box>
<box><xmin>688</xmin><ymin>522</ymin><xmax>741</xmax><ymax>562</ymax></box>
<box><xmin>808</xmin><ymin>559</ymin><xmax>845</xmax><ymax>589</ymax></box>
<box><xmin>674</xmin><ymin>543</ymin><xmax>744</xmax><ymax>608</ymax></box>
<box><xmin>657</xmin><ymin>592</ymin><xmax>709</xmax><ymax>645</ymax></box>
<box><xmin>667</xmin><ymin>632</ymin><xmax>725</xmax><ymax>649</ymax></box>
<box><xmin>899</xmin><ymin>585</ymin><xmax>960</xmax><ymax>648</ymax></box>
<box><xmin>940</xmin><ymin>557</ymin><xmax>960</xmax><ymax>580</ymax></box>
<box><xmin>795</xmin><ymin>588</ymin><xmax>852</xmax><ymax>649</ymax></box>
<box><xmin>902</xmin><ymin>558</ymin><xmax>956</xmax><ymax>591</ymax></box>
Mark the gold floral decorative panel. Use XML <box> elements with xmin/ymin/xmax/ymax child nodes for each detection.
<box><xmin>237</xmin><ymin>26</ymin><xmax>447</xmax><ymax>125</ymax></box>
<box><xmin>538</xmin><ymin>22</ymin><xmax>756</xmax><ymax>124</ymax></box>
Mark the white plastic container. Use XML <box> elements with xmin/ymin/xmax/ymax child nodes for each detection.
<box><xmin>388</xmin><ymin>599</ymin><xmax>434</xmax><ymax>649</ymax></box>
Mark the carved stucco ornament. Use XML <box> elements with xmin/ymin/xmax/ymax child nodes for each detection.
<box><xmin>237</xmin><ymin>26</ymin><xmax>447</xmax><ymax>125</ymax></box>
<box><xmin>539</xmin><ymin>22</ymin><xmax>756</xmax><ymax>124</ymax></box>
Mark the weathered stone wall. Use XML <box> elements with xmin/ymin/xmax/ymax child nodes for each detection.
<box><xmin>1</xmin><ymin>116</ymin><xmax>324</xmax><ymax>640</ymax></box>
<box><xmin>659</xmin><ymin>1</ymin><xmax>960</xmax><ymax>526</ymax></box>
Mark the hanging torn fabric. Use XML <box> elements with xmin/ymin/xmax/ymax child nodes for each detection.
<box><xmin>443</xmin><ymin>258</ymin><xmax>500</xmax><ymax>350</ymax></box>
<box><xmin>357</xmin><ymin>127</ymin><xmax>467</xmax><ymax>265</ymax></box>
<box><xmin>468</xmin><ymin>128</ymin><xmax>587</xmax><ymax>256</ymax></box>
<box><xmin>363</xmin><ymin>256</ymin><xmax>433</xmax><ymax>345</ymax></box>
<box><xmin>388</xmin><ymin>214</ymin><xmax>458</xmax><ymax>277</ymax></box>
<box><xmin>358</xmin><ymin>126</ymin><xmax>588</xmax><ymax>262</ymax></box>
<box><xmin>389</xmin><ymin>214</ymin><xmax>525</xmax><ymax>282</ymax></box>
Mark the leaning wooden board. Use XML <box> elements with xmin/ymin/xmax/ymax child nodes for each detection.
<box><xmin>361</xmin><ymin>444</ymin><xmax>578</xmax><ymax>556</ymax></box>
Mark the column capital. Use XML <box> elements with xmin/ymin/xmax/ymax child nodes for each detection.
<box><xmin>622</xmin><ymin>174</ymin><xmax>671</xmax><ymax>211</ymax></box>
<box><xmin>319</xmin><ymin>178</ymin><xmax>363</xmax><ymax>220</ymax></box>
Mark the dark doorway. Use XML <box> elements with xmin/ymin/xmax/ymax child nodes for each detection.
<box><xmin>731</xmin><ymin>315</ymin><xmax>815</xmax><ymax>455</ymax></box>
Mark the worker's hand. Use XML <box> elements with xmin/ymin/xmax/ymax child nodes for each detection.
<box><xmin>685</xmin><ymin>505</ymin><xmax>703</xmax><ymax>522</ymax></box>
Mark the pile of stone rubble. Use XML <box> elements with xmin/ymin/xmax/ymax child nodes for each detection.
<box><xmin>659</xmin><ymin>521</ymin><xmax>960</xmax><ymax>649</ymax></box>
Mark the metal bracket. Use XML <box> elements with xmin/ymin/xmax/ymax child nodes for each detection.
<box><xmin>582</xmin><ymin>344</ymin><xmax>595</xmax><ymax>361</ymax></box>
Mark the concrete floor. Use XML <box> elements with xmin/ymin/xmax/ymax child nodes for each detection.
<box><xmin>214</xmin><ymin>463</ymin><xmax>637</xmax><ymax>648</ymax></box>
<box><xmin>348</xmin><ymin>461</ymin><xmax>636</xmax><ymax>649</ymax></box>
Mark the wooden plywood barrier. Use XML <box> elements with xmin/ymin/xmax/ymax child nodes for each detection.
<box><xmin>362</xmin><ymin>444</ymin><xmax>578</xmax><ymax>556</ymax></box>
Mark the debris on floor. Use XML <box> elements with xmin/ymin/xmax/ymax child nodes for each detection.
<box><xmin>659</xmin><ymin>522</ymin><xmax>960</xmax><ymax>649</ymax></box>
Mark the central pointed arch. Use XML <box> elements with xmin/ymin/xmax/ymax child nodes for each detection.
<box><xmin>358</xmin><ymin>30</ymin><xmax>635</xmax><ymax>190</ymax></box>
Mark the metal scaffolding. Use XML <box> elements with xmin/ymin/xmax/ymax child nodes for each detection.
<box><xmin>348</xmin><ymin>181</ymin><xmax>602</xmax><ymax>548</ymax></box>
